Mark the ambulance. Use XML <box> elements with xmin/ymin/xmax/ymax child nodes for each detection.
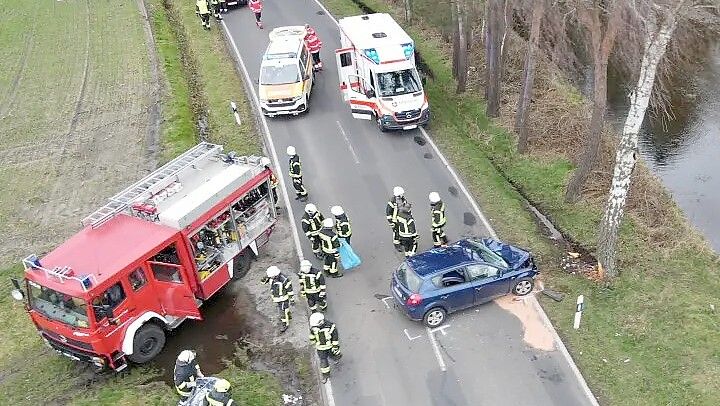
<box><xmin>259</xmin><ymin>26</ymin><xmax>315</xmax><ymax>117</ymax></box>
<box><xmin>336</xmin><ymin>13</ymin><xmax>430</xmax><ymax>132</ymax></box>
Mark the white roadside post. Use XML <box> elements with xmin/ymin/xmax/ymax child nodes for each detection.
<box><xmin>573</xmin><ymin>295</ymin><xmax>585</xmax><ymax>329</ymax></box>
<box><xmin>230</xmin><ymin>101</ymin><xmax>241</xmax><ymax>125</ymax></box>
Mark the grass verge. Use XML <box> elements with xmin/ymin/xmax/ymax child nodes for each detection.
<box><xmin>320</xmin><ymin>0</ymin><xmax>720</xmax><ymax>405</ymax></box>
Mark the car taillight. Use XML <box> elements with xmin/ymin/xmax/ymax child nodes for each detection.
<box><xmin>407</xmin><ymin>293</ymin><xmax>422</xmax><ymax>306</ymax></box>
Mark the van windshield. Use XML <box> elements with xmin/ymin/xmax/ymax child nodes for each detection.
<box><xmin>260</xmin><ymin>63</ymin><xmax>300</xmax><ymax>85</ymax></box>
<box><xmin>396</xmin><ymin>262</ymin><xmax>423</xmax><ymax>292</ymax></box>
<box><xmin>27</xmin><ymin>280</ymin><xmax>90</xmax><ymax>328</ymax></box>
<box><xmin>376</xmin><ymin>69</ymin><xmax>422</xmax><ymax>97</ymax></box>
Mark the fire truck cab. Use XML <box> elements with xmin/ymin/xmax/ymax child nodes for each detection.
<box><xmin>336</xmin><ymin>13</ymin><xmax>430</xmax><ymax>132</ymax></box>
<box><xmin>10</xmin><ymin>143</ymin><xmax>277</xmax><ymax>371</ymax></box>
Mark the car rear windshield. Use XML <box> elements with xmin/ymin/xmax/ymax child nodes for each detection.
<box><xmin>396</xmin><ymin>262</ymin><xmax>422</xmax><ymax>292</ymax></box>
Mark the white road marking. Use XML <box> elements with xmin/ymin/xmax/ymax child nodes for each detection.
<box><xmin>220</xmin><ymin>21</ymin><xmax>335</xmax><ymax>406</ymax></box>
<box><xmin>404</xmin><ymin>329</ymin><xmax>422</xmax><ymax>341</ymax></box>
<box><xmin>336</xmin><ymin>120</ymin><xmax>360</xmax><ymax>163</ymax></box>
<box><xmin>430</xmin><ymin>324</ymin><xmax>451</xmax><ymax>336</ymax></box>
<box><xmin>380</xmin><ymin>296</ymin><xmax>393</xmax><ymax>308</ymax></box>
<box><xmin>426</xmin><ymin>327</ymin><xmax>447</xmax><ymax>371</ymax></box>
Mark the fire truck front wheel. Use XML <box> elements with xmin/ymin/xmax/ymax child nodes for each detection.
<box><xmin>127</xmin><ymin>323</ymin><xmax>166</xmax><ymax>364</ymax></box>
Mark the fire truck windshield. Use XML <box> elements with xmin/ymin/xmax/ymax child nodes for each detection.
<box><xmin>377</xmin><ymin>69</ymin><xmax>422</xmax><ymax>97</ymax></box>
<box><xmin>27</xmin><ymin>280</ymin><xmax>90</xmax><ymax>328</ymax></box>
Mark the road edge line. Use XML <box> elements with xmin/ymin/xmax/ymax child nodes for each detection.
<box><xmin>425</xmin><ymin>327</ymin><xmax>447</xmax><ymax>371</ymax></box>
<box><xmin>220</xmin><ymin>21</ymin><xmax>336</xmax><ymax>406</ymax></box>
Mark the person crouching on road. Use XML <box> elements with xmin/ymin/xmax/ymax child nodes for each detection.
<box><xmin>301</xmin><ymin>203</ymin><xmax>325</xmax><ymax>259</ymax></box>
<box><xmin>397</xmin><ymin>205</ymin><xmax>418</xmax><ymax>257</ymax></box>
<box><xmin>298</xmin><ymin>259</ymin><xmax>327</xmax><ymax>312</ymax></box>
<box><xmin>429</xmin><ymin>192</ymin><xmax>448</xmax><ymax>247</ymax></box>
<box><xmin>331</xmin><ymin>205</ymin><xmax>352</xmax><ymax>244</ymax></box>
<box><xmin>304</xmin><ymin>24</ymin><xmax>323</xmax><ymax>71</ymax></box>
<box><xmin>309</xmin><ymin>312</ymin><xmax>342</xmax><ymax>384</ymax></box>
<box><xmin>196</xmin><ymin>0</ymin><xmax>211</xmax><ymax>30</ymax></box>
<box><xmin>174</xmin><ymin>350</ymin><xmax>204</xmax><ymax>402</ymax></box>
<box><xmin>249</xmin><ymin>0</ymin><xmax>263</xmax><ymax>29</ymax></box>
<box><xmin>261</xmin><ymin>266</ymin><xmax>295</xmax><ymax>332</ymax></box>
<box><xmin>318</xmin><ymin>218</ymin><xmax>343</xmax><ymax>277</ymax></box>
<box><xmin>206</xmin><ymin>378</ymin><xmax>235</xmax><ymax>406</ymax></box>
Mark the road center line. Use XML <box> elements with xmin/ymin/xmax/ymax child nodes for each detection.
<box><xmin>336</xmin><ymin>120</ymin><xmax>360</xmax><ymax>164</ymax></box>
<box><xmin>426</xmin><ymin>327</ymin><xmax>447</xmax><ymax>371</ymax></box>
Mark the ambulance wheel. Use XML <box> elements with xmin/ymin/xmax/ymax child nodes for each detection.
<box><xmin>233</xmin><ymin>249</ymin><xmax>255</xmax><ymax>279</ymax></box>
<box><xmin>128</xmin><ymin>323</ymin><xmax>166</xmax><ymax>364</ymax></box>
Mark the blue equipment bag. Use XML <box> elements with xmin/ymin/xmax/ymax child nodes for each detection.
<box><xmin>338</xmin><ymin>238</ymin><xmax>361</xmax><ymax>270</ymax></box>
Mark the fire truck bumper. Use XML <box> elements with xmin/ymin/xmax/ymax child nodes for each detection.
<box><xmin>379</xmin><ymin>107</ymin><xmax>431</xmax><ymax>131</ymax></box>
<box><xmin>40</xmin><ymin>332</ymin><xmax>119</xmax><ymax>371</ymax></box>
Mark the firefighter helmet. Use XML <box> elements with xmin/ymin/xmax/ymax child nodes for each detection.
<box><xmin>309</xmin><ymin>312</ymin><xmax>325</xmax><ymax>327</ymax></box>
<box><xmin>322</xmin><ymin>218</ymin><xmax>334</xmax><ymax>228</ymax></box>
<box><xmin>393</xmin><ymin>186</ymin><xmax>404</xmax><ymax>197</ymax></box>
<box><xmin>177</xmin><ymin>350</ymin><xmax>196</xmax><ymax>363</ymax></box>
<box><xmin>266</xmin><ymin>266</ymin><xmax>280</xmax><ymax>278</ymax></box>
<box><xmin>331</xmin><ymin>205</ymin><xmax>344</xmax><ymax>216</ymax></box>
<box><xmin>214</xmin><ymin>378</ymin><xmax>231</xmax><ymax>393</ymax></box>
<box><xmin>429</xmin><ymin>192</ymin><xmax>441</xmax><ymax>203</ymax></box>
<box><xmin>304</xmin><ymin>203</ymin><xmax>317</xmax><ymax>214</ymax></box>
<box><xmin>286</xmin><ymin>146</ymin><xmax>296</xmax><ymax>156</ymax></box>
<box><xmin>300</xmin><ymin>260</ymin><xmax>312</xmax><ymax>271</ymax></box>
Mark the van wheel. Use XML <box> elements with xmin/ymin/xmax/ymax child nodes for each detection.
<box><xmin>512</xmin><ymin>277</ymin><xmax>534</xmax><ymax>296</ymax></box>
<box><xmin>233</xmin><ymin>249</ymin><xmax>255</xmax><ymax>280</ymax></box>
<box><xmin>423</xmin><ymin>307</ymin><xmax>446</xmax><ymax>327</ymax></box>
<box><xmin>127</xmin><ymin>323</ymin><xmax>166</xmax><ymax>364</ymax></box>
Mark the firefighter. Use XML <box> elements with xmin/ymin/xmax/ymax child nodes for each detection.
<box><xmin>309</xmin><ymin>312</ymin><xmax>341</xmax><ymax>383</ymax></box>
<box><xmin>173</xmin><ymin>350</ymin><xmax>204</xmax><ymax>402</ymax></box>
<box><xmin>219</xmin><ymin>0</ymin><xmax>228</xmax><ymax>13</ymax></box>
<box><xmin>397</xmin><ymin>205</ymin><xmax>418</xmax><ymax>257</ymax></box>
<box><xmin>318</xmin><ymin>218</ymin><xmax>343</xmax><ymax>277</ymax></box>
<box><xmin>196</xmin><ymin>0</ymin><xmax>211</xmax><ymax>30</ymax></box>
<box><xmin>260</xmin><ymin>157</ymin><xmax>279</xmax><ymax>209</ymax></box>
<box><xmin>429</xmin><ymin>192</ymin><xmax>448</xmax><ymax>247</ymax></box>
<box><xmin>330</xmin><ymin>205</ymin><xmax>352</xmax><ymax>244</ymax></box>
<box><xmin>210</xmin><ymin>0</ymin><xmax>223</xmax><ymax>21</ymax></box>
<box><xmin>298</xmin><ymin>259</ymin><xmax>327</xmax><ymax>311</ymax></box>
<box><xmin>249</xmin><ymin>0</ymin><xmax>263</xmax><ymax>29</ymax></box>
<box><xmin>205</xmin><ymin>378</ymin><xmax>235</xmax><ymax>406</ymax></box>
<box><xmin>261</xmin><ymin>266</ymin><xmax>295</xmax><ymax>332</ymax></box>
<box><xmin>386</xmin><ymin>186</ymin><xmax>410</xmax><ymax>252</ymax></box>
<box><xmin>304</xmin><ymin>24</ymin><xmax>323</xmax><ymax>71</ymax></box>
<box><xmin>301</xmin><ymin>203</ymin><xmax>324</xmax><ymax>258</ymax></box>
<box><xmin>286</xmin><ymin>146</ymin><xmax>308</xmax><ymax>201</ymax></box>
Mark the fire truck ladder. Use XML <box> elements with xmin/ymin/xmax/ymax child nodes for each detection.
<box><xmin>82</xmin><ymin>142</ymin><xmax>223</xmax><ymax>228</ymax></box>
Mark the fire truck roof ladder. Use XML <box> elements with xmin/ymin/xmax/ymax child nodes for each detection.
<box><xmin>82</xmin><ymin>142</ymin><xmax>223</xmax><ymax>228</ymax></box>
<box><xmin>22</xmin><ymin>255</ymin><xmax>97</xmax><ymax>292</ymax></box>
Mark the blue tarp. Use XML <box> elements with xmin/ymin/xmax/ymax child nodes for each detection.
<box><xmin>338</xmin><ymin>238</ymin><xmax>361</xmax><ymax>270</ymax></box>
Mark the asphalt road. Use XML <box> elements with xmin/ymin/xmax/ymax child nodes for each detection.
<box><xmin>222</xmin><ymin>3</ymin><xmax>595</xmax><ymax>405</ymax></box>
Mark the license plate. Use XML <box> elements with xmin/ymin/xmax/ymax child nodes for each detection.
<box><xmin>393</xmin><ymin>286</ymin><xmax>404</xmax><ymax>300</ymax></box>
<box><xmin>403</xmin><ymin>125</ymin><xmax>417</xmax><ymax>130</ymax></box>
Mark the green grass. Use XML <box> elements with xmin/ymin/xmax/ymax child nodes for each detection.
<box><xmin>321</xmin><ymin>0</ymin><xmax>720</xmax><ymax>404</ymax></box>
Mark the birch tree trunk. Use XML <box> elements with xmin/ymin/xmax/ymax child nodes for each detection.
<box><xmin>597</xmin><ymin>10</ymin><xmax>680</xmax><ymax>280</ymax></box>
<box><xmin>452</xmin><ymin>0</ymin><xmax>460</xmax><ymax>79</ymax></box>
<box><xmin>403</xmin><ymin>0</ymin><xmax>412</xmax><ymax>23</ymax></box>
<box><xmin>485</xmin><ymin>0</ymin><xmax>506</xmax><ymax>118</ymax></box>
<box><xmin>456</xmin><ymin>0</ymin><xmax>469</xmax><ymax>93</ymax></box>
<box><xmin>515</xmin><ymin>0</ymin><xmax>545</xmax><ymax>154</ymax></box>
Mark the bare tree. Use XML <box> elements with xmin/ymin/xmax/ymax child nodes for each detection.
<box><xmin>403</xmin><ymin>0</ymin><xmax>412</xmax><ymax>23</ymax></box>
<box><xmin>485</xmin><ymin>0</ymin><xmax>507</xmax><ymax>117</ymax></box>
<box><xmin>515</xmin><ymin>0</ymin><xmax>546</xmax><ymax>153</ymax></box>
<box><xmin>456</xmin><ymin>0</ymin><xmax>469</xmax><ymax>93</ymax></box>
<box><xmin>564</xmin><ymin>1</ymin><xmax>624</xmax><ymax>203</ymax></box>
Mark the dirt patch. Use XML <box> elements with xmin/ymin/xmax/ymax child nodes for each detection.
<box><xmin>495</xmin><ymin>295</ymin><xmax>555</xmax><ymax>352</ymax></box>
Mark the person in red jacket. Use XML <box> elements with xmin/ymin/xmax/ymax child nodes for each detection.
<box><xmin>249</xmin><ymin>0</ymin><xmax>263</xmax><ymax>29</ymax></box>
<box><xmin>304</xmin><ymin>24</ymin><xmax>323</xmax><ymax>71</ymax></box>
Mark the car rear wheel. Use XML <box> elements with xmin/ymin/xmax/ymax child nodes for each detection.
<box><xmin>127</xmin><ymin>323</ymin><xmax>166</xmax><ymax>364</ymax></box>
<box><xmin>423</xmin><ymin>307</ymin><xmax>446</xmax><ymax>327</ymax></box>
<box><xmin>512</xmin><ymin>277</ymin><xmax>534</xmax><ymax>296</ymax></box>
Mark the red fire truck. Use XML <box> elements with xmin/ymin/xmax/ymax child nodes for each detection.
<box><xmin>9</xmin><ymin>143</ymin><xmax>278</xmax><ymax>371</ymax></box>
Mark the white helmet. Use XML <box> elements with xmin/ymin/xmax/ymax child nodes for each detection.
<box><xmin>260</xmin><ymin>157</ymin><xmax>271</xmax><ymax>167</ymax></box>
<box><xmin>286</xmin><ymin>146</ymin><xmax>296</xmax><ymax>156</ymax></box>
<box><xmin>330</xmin><ymin>205</ymin><xmax>344</xmax><ymax>216</ymax></box>
<box><xmin>322</xmin><ymin>218</ymin><xmax>334</xmax><ymax>228</ymax></box>
<box><xmin>393</xmin><ymin>186</ymin><xmax>405</xmax><ymax>197</ymax></box>
<box><xmin>177</xmin><ymin>350</ymin><xmax>196</xmax><ymax>363</ymax></box>
<box><xmin>300</xmin><ymin>260</ymin><xmax>312</xmax><ymax>271</ymax></box>
<box><xmin>429</xmin><ymin>192</ymin><xmax>441</xmax><ymax>203</ymax></box>
<box><xmin>266</xmin><ymin>266</ymin><xmax>280</xmax><ymax>278</ymax></box>
<box><xmin>309</xmin><ymin>312</ymin><xmax>325</xmax><ymax>327</ymax></box>
<box><xmin>304</xmin><ymin>203</ymin><xmax>317</xmax><ymax>214</ymax></box>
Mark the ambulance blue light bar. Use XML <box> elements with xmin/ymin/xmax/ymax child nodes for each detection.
<box><xmin>363</xmin><ymin>48</ymin><xmax>380</xmax><ymax>64</ymax></box>
<box><xmin>402</xmin><ymin>43</ymin><xmax>414</xmax><ymax>60</ymax></box>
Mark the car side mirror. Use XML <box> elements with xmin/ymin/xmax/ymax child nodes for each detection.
<box><xmin>10</xmin><ymin>278</ymin><xmax>25</xmax><ymax>301</ymax></box>
<box><xmin>421</xmin><ymin>76</ymin><xmax>427</xmax><ymax>85</ymax></box>
<box><xmin>365</xmin><ymin>89</ymin><xmax>375</xmax><ymax>99</ymax></box>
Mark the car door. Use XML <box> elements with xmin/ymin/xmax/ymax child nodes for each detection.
<box><xmin>344</xmin><ymin>74</ymin><xmax>376</xmax><ymax>120</ymax></box>
<box><xmin>466</xmin><ymin>263</ymin><xmax>511</xmax><ymax>304</ymax></box>
<box><xmin>335</xmin><ymin>48</ymin><xmax>355</xmax><ymax>100</ymax></box>
<box><xmin>93</xmin><ymin>280</ymin><xmax>135</xmax><ymax>341</ymax></box>
<box><xmin>431</xmin><ymin>268</ymin><xmax>475</xmax><ymax>312</ymax></box>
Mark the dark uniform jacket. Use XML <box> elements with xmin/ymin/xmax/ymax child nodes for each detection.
<box><xmin>261</xmin><ymin>273</ymin><xmax>294</xmax><ymax>302</ymax></box>
<box><xmin>309</xmin><ymin>320</ymin><xmax>339</xmax><ymax>350</ymax></box>
<box><xmin>299</xmin><ymin>266</ymin><xmax>326</xmax><ymax>295</ymax></box>
<box><xmin>206</xmin><ymin>388</ymin><xmax>235</xmax><ymax>406</ymax></box>
<box><xmin>174</xmin><ymin>359</ymin><xmax>201</xmax><ymax>398</ymax></box>
<box><xmin>289</xmin><ymin>155</ymin><xmax>302</xmax><ymax>178</ymax></box>
<box><xmin>396</xmin><ymin>211</ymin><xmax>417</xmax><ymax>238</ymax></box>
<box><xmin>334</xmin><ymin>214</ymin><xmax>352</xmax><ymax>238</ymax></box>
<box><xmin>318</xmin><ymin>227</ymin><xmax>340</xmax><ymax>253</ymax></box>
<box><xmin>386</xmin><ymin>196</ymin><xmax>409</xmax><ymax>224</ymax></box>
<box><xmin>301</xmin><ymin>211</ymin><xmax>324</xmax><ymax>237</ymax></box>
<box><xmin>431</xmin><ymin>201</ymin><xmax>447</xmax><ymax>228</ymax></box>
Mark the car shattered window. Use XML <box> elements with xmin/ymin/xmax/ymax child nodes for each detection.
<box><xmin>377</xmin><ymin>69</ymin><xmax>421</xmax><ymax>97</ymax></box>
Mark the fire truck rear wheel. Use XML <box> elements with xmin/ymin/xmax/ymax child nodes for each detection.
<box><xmin>128</xmin><ymin>323</ymin><xmax>166</xmax><ymax>364</ymax></box>
<box><xmin>233</xmin><ymin>249</ymin><xmax>255</xmax><ymax>280</ymax></box>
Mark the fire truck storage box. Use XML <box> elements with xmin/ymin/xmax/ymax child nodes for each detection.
<box><xmin>159</xmin><ymin>164</ymin><xmax>253</xmax><ymax>230</ymax></box>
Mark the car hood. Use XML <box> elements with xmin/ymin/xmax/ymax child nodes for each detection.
<box><xmin>480</xmin><ymin>238</ymin><xmax>531</xmax><ymax>269</ymax></box>
<box><xmin>259</xmin><ymin>82</ymin><xmax>303</xmax><ymax>100</ymax></box>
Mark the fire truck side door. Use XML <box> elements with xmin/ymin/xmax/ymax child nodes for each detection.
<box><xmin>336</xmin><ymin>48</ymin><xmax>355</xmax><ymax>101</ymax></box>
<box><xmin>345</xmin><ymin>74</ymin><xmax>375</xmax><ymax>120</ymax></box>
<box><xmin>147</xmin><ymin>261</ymin><xmax>201</xmax><ymax>319</ymax></box>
